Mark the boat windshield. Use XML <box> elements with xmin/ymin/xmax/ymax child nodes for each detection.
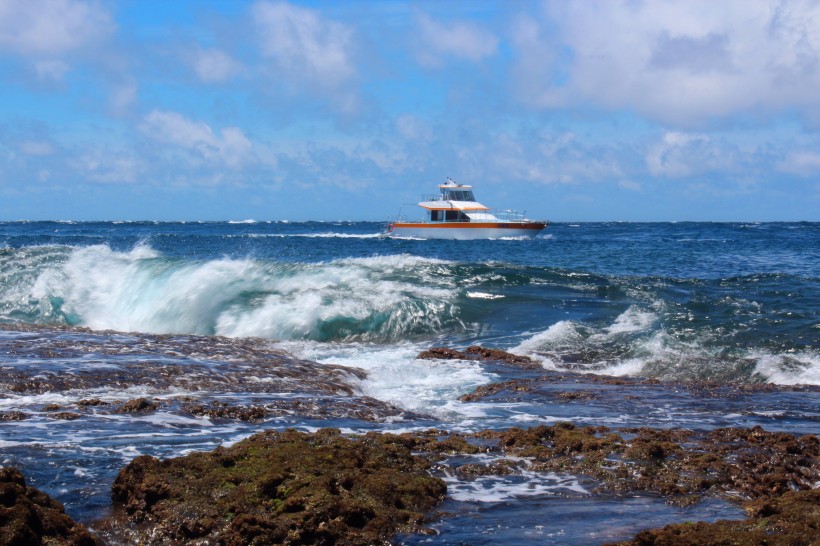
<box><xmin>443</xmin><ymin>189</ymin><xmax>475</xmax><ymax>201</ymax></box>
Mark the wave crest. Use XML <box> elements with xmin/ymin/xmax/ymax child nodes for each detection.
<box><xmin>1</xmin><ymin>245</ymin><xmax>464</xmax><ymax>342</ymax></box>
<box><xmin>516</xmin><ymin>305</ymin><xmax>820</xmax><ymax>385</ymax></box>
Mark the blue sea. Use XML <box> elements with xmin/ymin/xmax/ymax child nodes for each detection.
<box><xmin>1</xmin><ymin>221</ymin><xmax>818</xmax><ymax>544</ymax></box>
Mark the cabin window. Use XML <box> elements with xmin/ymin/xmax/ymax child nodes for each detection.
<box><xmin>444</xmin><ymin>190</ymin><xmax>475</xmax><ymax>201</ymax></box>
<box><xmin>445</xmin><ymin>210</ymin><xmax>468</xmax><ymax>221</ymax></box>
<box><xmin>430</xmin><ymin>210</ymin><xmax>441</xmax><ymax>221</ymax></box>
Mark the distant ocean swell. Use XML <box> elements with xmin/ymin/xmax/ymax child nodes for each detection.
<box><xmin>0</xmin><ymin>243</ymin><xmax>817</xmax><ymax>385</ymax></box>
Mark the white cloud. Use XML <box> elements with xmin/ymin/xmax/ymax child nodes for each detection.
<box><xmin>252</xmin><ymin>1</ymin><xmax>355</xmax><ymax>89</ymax></box>
<box><xmin>77</xmin><ymin>150</ymin><xmax>141</xmax><ymax>184</ymax></box>
<box><xmin>508</xmin><ymin>13</ymin><xmax>561</xmax><ymax>108</ymax></box>
<box><xmin>0</xmin><ymin>0</ymin><xmax>114</xmax><ymax>56</ymax></box>
<box><xmin>777</xmin><ymin>151</ymin><xmax>820</xmax><ymax>177</ymax></box>
<box><xmin>194</xmin><ymin>48</ymin><xmax>242</xmax><ymax>83</ymax></box>
<box><xmin>0</xmin><ymin>0</ymin><xmax>115</xmax><ymax>83</ymax></box>
<box><xmin>414</xmin><ymin>12</ymin><xmax>498</xmax><ymax>67</ymax></box>
<box><xmin>462</xmin><ymin>131</ymin><xmax>624</xmax><ymax>185</ymax></box>
<box><xmin>219</xmin><ymin>127</ymin><xmax>254</xmax><ymax>169</ymax></box>
<box><xmin>646</xmin><ymin>131</ymin><xmax>735</xmax><ymax>177</ymax></box>
<box><xmin>141</xmin><ymin>110</ymin><xmax>254</xmax><ymax>169</ymax></box>
<box><xmin>515</xmin><ymin>0</ymin><xmax>820</xmax><ymax>126</ymax></box>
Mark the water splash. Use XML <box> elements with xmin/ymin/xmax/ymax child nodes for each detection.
<box><xmin>515</xmin><ymin>305</ymin><xmax>820</xmax><ymax>385</ymax></box>
<box><xmin>1</xmin><ymin>245</ymin><xmax>465</xmax><ymax>342</ymax></box>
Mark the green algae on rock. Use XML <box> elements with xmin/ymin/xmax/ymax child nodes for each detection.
<box><xmin>99</xmin><ymin>428</ymin><xmax>446</xmax><ymax>545</ymax></box>
<box><xmin>458</xmin><ymin>423</ymin><xmax>819</xmax><ymax>503</ymax></box>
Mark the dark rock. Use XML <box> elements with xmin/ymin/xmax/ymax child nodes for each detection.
<box><xmin>464</xmin><ymin>423</ymin><xmax>818</xmax><ymax>506</ymax></box>
<box><xmin>417</xmin><ymin>345</ymin><xmax>541</xmax><ymax>369</ymax></box>
<box><xmin>491</xmin><ymin>423</ymin><xmax>620</xmax><ymax>457</ymax></box>
<box><xmin>417</xmin><ymin>347</ymin><xmax>466</xmax><ymax>360</ymax></box>
<box><xmin>50</xmin><ymin>412</ymin><xmax>82</xmax><ymax>420</ymax></box>
<box><xmin>0</xmin><ymin>467</ymin><xmax>97</xmax><ymax>546</ymax></box>
<box><xmin>557</xmin><ymin>390</ymin><xmax>597</xmax><ymax>401</ymax></box>
<box><xmin>185</xmin><ymin>402</ymin><xmax>268</xmax><ymax>421</ymax></box>
<box><xmin>0</xmin><ymin>412</ymin><xmax>28</xmax><ymax>421</ymax></box>
<box><xmin>76</xmin><ymin>399</ymin><xmax>108</xmax><ymax>407</ymax></box>
<box><xmin>183</xmin><ymin>396</ymin><xmax>425</xmax><ymax>423</ymax></box>
<box><xmin>622</xmin><ymin>428</ymin><xmax>687</xmax><ymax>462</ymax></box>
<box><xmin>392</xmin><ymin>431</ymin><xmax>481</xmax><ymax>455</ymax></box>
<box><xmin>115</xmin><ymin>398</ymin><xmax>159</xmax><ymax>413</ymax></box>
<box><xmin>97</xmin><ymin>428</ymin><xmax>446</xmax><ymax>545</ymax></box>
<box><xmin>455</xmin><ymin>460</ymin><xmax>521</xmax><ymax>478</ymax></box>
<box><xmin>459</xmin><ymin>379</ymin><xmax>533</xmax><ymax>401</ymax></box>
<box><xmin>464</xmin><ymin>345</ymin><xmax>541</xmax><ymax>368</ymax></box>
<box><xmin>0</xmin><ymin>325</ymin><xmax>368</xmax><ymax>397</ymax></box>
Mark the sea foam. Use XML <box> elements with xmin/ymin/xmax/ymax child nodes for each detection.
<box><xmin>5</xmin><ymin>244</ymin><xmax>464</xmax><ymax>342</ymax></box>
<box><xmin>515</xmin><ymin>305</ymin><xmax>820</xmax><ymax>385</ymax></box>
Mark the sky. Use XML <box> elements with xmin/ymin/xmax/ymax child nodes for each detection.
<box><xmin>0</xmin><ymin>0</ymin><xmax>819</xmax><ymax>222</ymax></box>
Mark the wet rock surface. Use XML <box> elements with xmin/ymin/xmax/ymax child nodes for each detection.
<box><xmin>0</xmin><ymin>324</ymin><xmax>364</xmax><ymax>396</ymax></box>
<box><xmin>90</xmin><ymin>422</ymin><xmax>818</xmax><ymax>545</ymax></box>
<box><xmin>0</xmin><ymin>323</ymin><xmax>419</xmax><ymax>423</ymax></box>
<box><xmin>2</xmin><ymin>332</ymin><xmax>817</xmax><ymax>544</ymax></box>
<box><xmin>181</xmin><ymin>395</ymin><xmax>416</xmax><ymax>422</ymax></box>
<box><xmin>418</xmin><ymin>345</ymin><xmax>542</xmax><ymax>369</ymax></box>
<box><xmin>114</xmin><ymin>397</ymin><xmax>160</xmax><ymax>413</ymax></box>
<box><xmin>96</xmin><ymin>428</ymin><xmax>447</xmax><ymax>545</ymax></box>
<box><xmin>419</xmin><ymin>423</ymin><xmax>819</xmax><ymax>545</ymax></box>
<box><xmin>2</xmin><ymin>421</ymin><xmax>817</xmax><ymax>545</ymax></box>
<box><xmin>465</xmin><ymin>423</ymin><xmax>819</xmax><ymax>501</ymax></box>
<box><xmin>0</xmin><ymin>467</ymin><xmax>96</xmax><ymax>546</ymax></box>
<box><xmin>401</xmin><ymin>346</ymin><xmax>819</xmax><ymax>545</ymax></box>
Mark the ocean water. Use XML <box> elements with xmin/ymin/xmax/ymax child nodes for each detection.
<box><xmin>1</xmin><ymin>220</ymin><xmax>818</xmax><ymax>543</ymax></box>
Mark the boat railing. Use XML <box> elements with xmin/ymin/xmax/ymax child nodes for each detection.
<box><xmin>491</xmin><ymin>209</ymin><xmax>530</xmax><ymax>221</ymax></box>
<box><xmin>421</xmin><ymin>193</ymin><xmax>444</xmax><ymax>202</ymax></box>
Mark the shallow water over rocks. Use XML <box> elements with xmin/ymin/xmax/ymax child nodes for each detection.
<box><xmin>1</xmin><ymin>324</ymin><xmax>818</xmax><ymax>544</ymax></box>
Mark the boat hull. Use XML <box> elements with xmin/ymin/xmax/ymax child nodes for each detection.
<box><xmin>387</xmin><ymin>221</ymin><xmax>547</xmax><ymax>240</ymax></box>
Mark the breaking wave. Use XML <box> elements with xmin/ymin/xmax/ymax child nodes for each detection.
<box><xmin>1</xmin><ymin>240</ymin><xmax>817</xmax><ymax>385</ymax></box>
<box><xmin>0</xmin><ymin>244</ymin><xmax>463</xmax><ymax>341</ymax></box>
<box><xmin>515</xmin><ymin>305</ymin><xmax>820</xmax><ymax>385</ymax></box>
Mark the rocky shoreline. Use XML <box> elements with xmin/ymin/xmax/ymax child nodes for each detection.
<box><xmin>3</xmin><ymin>420</ymin><xmax>818</xmax><ymax>545</ymax></box>
<box><xmin>2</xmin><ymin>343</ymin><xmax>819</xmax><ymax>545</ymax></box>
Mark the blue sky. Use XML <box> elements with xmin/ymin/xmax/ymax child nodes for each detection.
<box><xmin>0</xmin><ymin>0</ymin><xmax>818</xmax><ymax>221</ymax></box>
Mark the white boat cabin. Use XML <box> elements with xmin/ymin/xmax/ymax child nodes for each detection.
<box><xmin>419</xmin><ymin>179</ymin><xmax>499</xmax><ymax>223</ymax></box>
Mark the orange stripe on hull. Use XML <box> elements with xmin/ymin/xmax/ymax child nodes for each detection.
<box><xmin>391</xmin><ymin>222</ymin><xmax>546</xmax><ymax>230</ymax></box>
